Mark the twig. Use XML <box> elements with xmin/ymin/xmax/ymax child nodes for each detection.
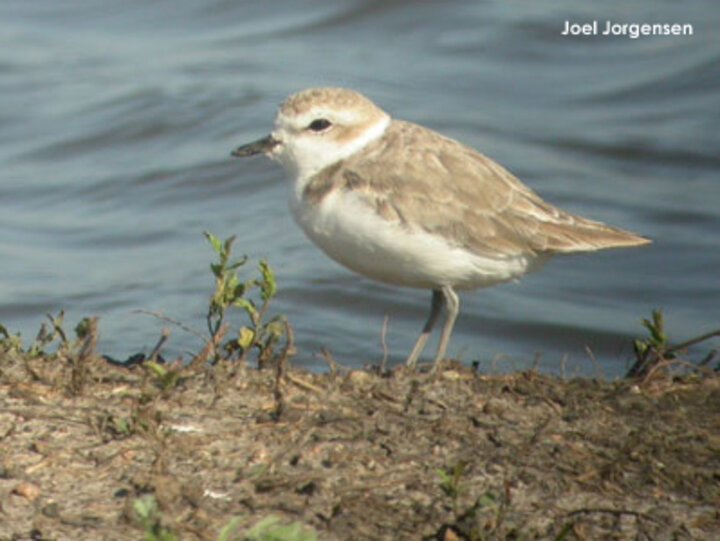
<box><xmin>188</xmin><ymin>323</ymin><xmax>228</xmax><ymax>371</ymax></box>
<box><xmin>380</xmin><ymin>315</ymin><xmax>390</xmax><ymax>374</ymax></box>
<box><xmin>46</xmin><ymin>311</ymin><xmax>68</xmax><ymax>347</ymax></box>
<box><xmin>70</xmin><ymin>317</ymin><xmax>98</xmax><ymax>396</ymax></box>
<box><xmin>271</xmin><ymin>320</ymin><xmax>297</xmax><ymax>420</ymax></box>
<box><xmin>280</xmin><ymin>319</ymin><xmax>296</xmax><ymax>363</ymax></box>
<box><xmin>321</xmin><ymin>348</ymin><xmax>339</xmax><ymax>376</ymax></box>
<box><xmin>272</xmin><ymin>357</ymin><xmax>285</xmax><ymax>420</ymax></box>
<box><xmin>629</xmin><ymin>320</ymin><xmax>720</xmax><ymax>378</ymax></box>
<box><xmin>285</xmin><ymin>373</ymin><xmax>324</xmax><ymax>394</ymax></box>
<box><xmin>531</xmin><ymin>351</ymin><xmax>541</xmax><ymax>373</ymax></box>
<box><xmin>641</xmin><ymin>357</ymin><xmax>714</xmax><ymax>385</ymax></box>
<box><xmin>566</xmin><ymin>506</ymin><xmax>661</xmax><ymax>524</ymax></box>
<box><xmin>585</xmin><ymin>346</ymin><xmax>604</xmax><ymax>380</ymax></box>
<box><xmin>134</xmin><ymin>310</ymin><xmax>206</xmax><ymax>343</ymax></box>
<box><xmin>147</xmin><ymin>327</ymin><xmax>171</xmax><ymax>362</ymax></box>
<box><xmin>666</xmin><ymin>328</ymin><xmax>720</xmax><ymax>355</ymax></box>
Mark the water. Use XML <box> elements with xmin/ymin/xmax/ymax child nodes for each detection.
<box><xmin>2</xmin><ymin>0</ymin><xmax>718</xmax><ymax>377</ymax></box>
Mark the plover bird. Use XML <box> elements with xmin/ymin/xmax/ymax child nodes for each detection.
<box><xmin>232</xmin><ymin>88</ymin><xmax>650</xmax><ymax>368</ymax></box>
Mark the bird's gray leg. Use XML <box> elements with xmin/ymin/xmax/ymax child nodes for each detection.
<box><xmin>405</xmin><ymin>289</ymin><xmax>443</xmax><ymax>368</ymax></box>
<box><xmin>432</xmin><ymin>285</ymin><xmax>460</xmax><ymax>368</ymax></box>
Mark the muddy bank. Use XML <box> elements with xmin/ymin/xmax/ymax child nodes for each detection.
<box><xmin>0</xmin><ymin>349</ymin><xmax>718</xmax><ymax>540</ymax></box>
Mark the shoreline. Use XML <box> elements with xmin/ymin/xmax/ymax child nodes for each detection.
<box><xmin>1</xmin><ymin>347</ymin><xmax>717</xmax><ymax>540</ymax></box>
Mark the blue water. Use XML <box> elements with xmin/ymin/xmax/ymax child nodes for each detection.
<box><xmin>1</xmin><ymin>0</ymin><xmax>718</xmax><ymax>377</ymax></box>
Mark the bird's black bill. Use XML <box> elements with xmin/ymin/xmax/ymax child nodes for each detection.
<box><xmin>231</xmin><ymin>135</ymin><xmax>279</xmax><ymax>157</ymax></box>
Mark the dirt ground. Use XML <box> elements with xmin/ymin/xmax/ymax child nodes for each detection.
<box><xmin>1</xmin><ymin>344</ymin><xmax>718</xmax><ymax>540</ymax></box>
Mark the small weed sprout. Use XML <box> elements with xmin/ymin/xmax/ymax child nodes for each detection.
<box><xmin>13</xmin><ymin>311</ymin><xmax>94</xmax><ymax>359</ymax></box>
<box><xmin>206</xmin><ymin>232</ymin><xmax>249</xmax><ymax>348</ymax></box>
<box><xmin>437</xmin><ymin>462</ymin><xmax>468</xmax><ymax>515</ymax></box>
<box><xmin>628</xmin><ymin>309</ymin><xmax>720</xmax><ymax>378</ymax></box>
<box><xmin>110</xmin><ymin>415</ymin><xmax>133</xmax><ymax>439</ymax></box>
<box><xmin>632</xmin><ymin>309</ymin><xmax>671</xmax><ymax>366</ymax></box>
<box><xmin>133</xmin><ymin>494</ymin><xmax>177</xmax><ymax>541</ymax></box>
<box><xmin>143</xmin><ymin>360</ymin><xmax>182</xmax><ymax>395</ymax></box>
<box><xmin>30</xmin><ymin>311</ymin><xmax>68</xmax><ymax>356</ymax></box>
<box><xmin>214</xmin><ymin>515</ymin><xmax>319</xmax><ymax>541</ymax></box>
<box><xmin>204</xmin><ymin>232</ymin><xmax>288</xmax><ymax>368</ymax></box>
<box><xmin>0</xmin><ymin>312</ymin><xmax>98</xmax><ymax>394</ymax></box>
<box><xmin>0</xmin><ymin>324</ymin><xmax>24</xmax><ymax>355</ymax></box>
<box><xmin>1</xmin><ymin>313</ymin><xmax>92</xmax><ymax>360</ymax></box>
<box><xmin>436</xmin><ymin>464</ymin><xmax>510</xmax><ymax>539</ymax></box>
<box><xmin>216</xmin><ymin>516</ymin><xmax>245</xmax><ymax>541</ymax></box>
<box><xmin>243</xmin><ymin>516</ymin><xmax>318</xmax><ymax>541</ymax></box>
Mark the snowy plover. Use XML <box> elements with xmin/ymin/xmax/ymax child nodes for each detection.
<box><xmin>232</xmin><ymin>88</ymin><xmax>650</xmax><ymax>368</ymax></box>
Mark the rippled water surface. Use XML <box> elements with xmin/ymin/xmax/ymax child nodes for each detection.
<box><xmin>2</xmin><ymin>0</ymin><xmax>718</xmax><ymax>376</ymax></box>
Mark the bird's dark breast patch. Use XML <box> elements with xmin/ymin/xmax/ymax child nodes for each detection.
<box><xmin>303</xmin><ymin>165</ymin><xmax>382</xmax><ymax>206</ymax></box>
<box><xmin>302</xmin><ymin>162</ymin><xmax>344</xmax><ymax>205</ymax></box>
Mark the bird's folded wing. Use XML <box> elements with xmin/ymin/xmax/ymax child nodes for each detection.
<box><xmin>321</xmin><ymin>120</ymin><xmax>648</xmax><ymax>257</ymax></box>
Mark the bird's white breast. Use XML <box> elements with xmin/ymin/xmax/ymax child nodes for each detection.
<box><xmin>289</xmin><ymin>187</ymin><xmax>537</xmax><ymax>290</ymax></box>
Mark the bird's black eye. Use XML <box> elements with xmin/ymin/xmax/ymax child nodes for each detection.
<box><xmin>307</xmin><ymin>118</ymin><xmax>332</xmax><ymax>132</ymax></box>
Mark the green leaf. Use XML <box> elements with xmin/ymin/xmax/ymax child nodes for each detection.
<box><xmin>265</xmin><ymin>319</ymin><xmax>286</xmax><ymax>339</ymax></box>
<box><xmin>145</xmin><ymin>360</ymin><xmax>167</xmax><ymax>379</ymax></box>
<box><xmin>227</xmin><ymin>257</ymin><xmax>248</xmax><ymax>272</ymax></box>
<box><xmin>204</xmin><ymin>231</ymin><xmax>224</xmax><ymax>256</ymax></box>
<box><xmin>477</xmin><ymin>490</ymin><xmax>497</xmax><ymax>507</ymax></box>
<box><xmin>223</xmin><ymin>234</ymin><xmax>237</xmax><ymax>255</ymax></box>
<box><xmin>259</xmin><ymin>260</ymin><xmax>277</xmax><ymax>302</ymax></box>
<box><xmin>238</xmin><ymin>327</ymin><xmax>255</xmax><ymax>350</ymax></box>
<box><xmin>245</xmin><ymin>516</ymin><xmax>318</xmax><ymax>541</ymax></box>
<box><xmin>633</xmin><ymin>339</ymin><xmax>648</xmax><ymax>356</ymax></box>
<box><xmin>0</xmin><ymin>325</ymin><xmax>23</xmax><ymax>351</ymax></box>
<box><xmin>210</xmin><ymin>262</ymin><xmax>223</xmax><ymax>278</ymax></box>
<box><xmin>244</xmin><ymin>278</ymin><xmax>260</xmax><ymax>292</ymax></box>
<box><xmin>113</xmin><ymin>416</ymin><xmax>132</xmax><ymax>436</ymax></box>
<box><xmin>133</xmin><ymin>494</ymin><xmax>158</xmax><ymax>521</ymax></box>
<box><xmin>227</xmin><ymin>274</ymin><xmax>240</xmax><ymax>292</ymax></box>
<box><xmin>233</xmin><ymin>298</ymin><xmax>257</xmax><ymax>317</ymax></box>
<box><xmin>217</xmin><ymin>516</ymin><xmax>244</xmax><ymax>541</ymax></box>
<box><xmin>641</xmin><ymin>318</ymin><xmax>652</xmax><ymax>333</ymax></box>
<box><xmin>74</xmin><ymin>318</ymin><xmax>92</xmax><ymax>340</ymax></box>
<box><xmin>232</xmin><ymin>282</ymin><xmax>247</xmax><ymax>299</ymax></box>
<box><xmin>436</xmin><ymin>468</ymin><xmax>451</xmax><ymax>484</ymax></box>
<box><xmin>554</xmin><ymin>522</ymin><xmax>575</xmax><ymax>541</ymax></box>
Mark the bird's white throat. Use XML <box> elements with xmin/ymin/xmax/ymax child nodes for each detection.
<box><xmin>277</xmin><ymin>114</ymin><xmax>391</xmax><ymax>196</ymax></box>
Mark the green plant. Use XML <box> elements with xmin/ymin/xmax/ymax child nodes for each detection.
<box><xmin>206</xmin><ymin>232</ymin><xmax>249</xmax><ymax>345</ymax></box>
<box><xmin>109</xmin><ymin>414</ymin><xmax>133</xmax><ymax>438</ymax></box>
<box><xmin>204</xmin><ymin>232</ymin><xmax>288</xmax><ymax>368</ymax></box>
<box><xmin>632</xmin><ymin>309</ymin><xmax>671</xmax><ymax>366</ymax></box>
<box><xmin>0</xmin><ymin>323</ymin><xmax>24</xmax><ymax>354</ymax></box>
<box><xmin>216</xmin><ymin>516</ymin><xmax>245</xmax><ymax>541</ymax></box>
<box><xmin>28</xmin><ymin>311</ymin><xmax>67</xmax><ymax>357</ymax></box>
<box><xmin>436</xmin><ymin>464</ymin><xmax>514</xmax><ymax>540</ymax></box>
<box><xmin>437</xmin><ymin>462</ymin><xmax>468</xmax><ymax>515</ymax></box>
<box><xmin>0</xmin><ymin>312</ymin><xmax>98</xmax><ymax>394</ymax></box>
<box><xmin>143</xmin><ymin>360</ymin><xmax>182</xmax><ymax>394</ymax></box>
<box><xmin>134</xmin><ymin>494</ymin><xmax>177</xmax><ymax>541</ymax></box>
<box><xmin>243</xmin><ymin>516</ymin><xmax>318</xmax><ymax>541</ymax></box>
<box><xmin>628</xmin><ymin>309</ymin><xmax>720</xmax><ymax>378</ymax></box>
<box><xmin>0</xmin><ymin>311</ymin><xmax>94</xmax><ymax>360</ymax></box>
<box><xmin>438</xmin><ymin>463</ymin><xmax>466</xmax><ymax>500</ymax></box>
